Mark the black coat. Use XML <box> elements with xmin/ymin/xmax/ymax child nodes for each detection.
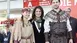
<box><xmin>0</xmin><ymin>33</ymin><xmax>4</xmax><ymax>43</ymax></box>
<box><xmin>30</xmin><ymin>19</ymin><xmax>45</xmax><ymax>43</ymax></box>
<box><xmin>69</xmin><ymin>17</ymin><xmax>77</xmax><ymax>43</ymax></box>
<box><xmin>3</xmin><ymin>31</ymin><xmax>11</xmax><ymax>43</ymax></box>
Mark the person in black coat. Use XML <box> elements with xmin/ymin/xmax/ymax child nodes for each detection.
<box><xmin>69</xmin><ymin>17</ymin><xmax>77</xmax><ymax>43</ymax></box>
<box><xmin>0</xmin><ymin>33</ymin><xmax>4</xmax><ymax>43</ymax></box>
<box><xmin>30</xmin><ymin>6</ymin><xmax>45</xmax><ymax>43</ymax></box>
<box><xmin>3</xmin><ymin>23</ymin><xmax>12</xmax><ymax>43</ymax></box>
<box><xmin>65</xmin><ymin>8</ymin><xmax>77</xmax><ymax>43</ymax></box>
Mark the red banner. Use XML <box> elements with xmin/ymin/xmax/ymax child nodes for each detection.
<box><xmin>39</xmin><ymin>0</ymin><xmax>51</xmax><ymax>6</ymax></box>
<box><xmin>24</xmin><ymin>0</ymin><xmax>39</xmax><ymax>7</ymax></box>
<box><xmin>23</xmin><ymin>0</ymin><xmax>51</xmax><ymax>7</ymax></box>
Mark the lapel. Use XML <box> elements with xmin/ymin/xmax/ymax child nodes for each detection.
<box><xmin>33</xmin><ymin>21</ymin><xmax>41</xmax><ymax>33</ymax></box>
<box><xmin>69</xmin><ymin>17</ymin><xmax>73</xmax><ymax>24</ymax></box>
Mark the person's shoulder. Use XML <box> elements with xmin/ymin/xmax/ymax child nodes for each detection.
<box><xmin>59</xmin><ymin>9</ymin><xmax>66</xmax><ymax>15</ymax></box>
<box><xmin>48</xmin><ymin>9</ymin><xmax>54</xmax><ymax>13</ymax></box>
<box><xmin>70</xmin><ymin>17</ymin><xmax>77</xmax><ymax>23</ymax></box>
<box><xmin>45</xmin><ymin>9</ymin><xmax>53</xmax><ymax>15</ymax></box>
<box><xmin>44</xmin><ymin>10</ymin><xmax>53</xmax><ymax>19</ymax></box>
<box><xmin>70</xmin><ymin>17</ymin><xmax>77</xmax><ymax>20</ymax></box>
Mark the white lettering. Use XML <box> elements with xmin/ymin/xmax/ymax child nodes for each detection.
<box><xmin>63</xmin><ymin>0</ymin><xmax>67</xmax><ymax>6</ymax></box>
<box><xmin>67</xmin><ymin>0</ymin><xmax>71</xmax><ymax>6</ymax></box>
<box><xmin>74</xmin><ymin>0</ymin><xmax>77</xmax><ymax>5</ymax></box>
<box><xmin>28</xmin><ymin>2</ymin><xmax>32</xmax><ymax>7</ymax></box>
<box><xmin>60</xmin><ymin>0</ymin><xmax>72</xmax><ymax>6</ymax></box>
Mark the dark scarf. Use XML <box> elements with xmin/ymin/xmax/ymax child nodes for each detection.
<box><xmin>35</xmin><ymin>18</ymin><xmax>42</xmax><ymax>30</ymax></box>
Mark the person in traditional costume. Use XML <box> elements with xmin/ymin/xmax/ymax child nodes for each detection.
<box><xmin>64</xmin><ymin>8</ymin><xmax>77</xmax><ymax>43</ymax></box>
<box><xmin>44</xmin><ymin>0</ymin><xmax>73</xmax><ymax>43</ymax></box>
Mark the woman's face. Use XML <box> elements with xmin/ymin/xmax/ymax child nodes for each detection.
<box><xmin>22</xmin><ymin>11</ymin><xmax>30</xmax><ymax>19</ymax></box>
<box><xmin>35</xmin><ymin>8</ymin><xmax>42</xmax><ymax>18</ymax></box>
<box><xmin>52</xmin><ymin>0</ymin><xmax>60</xmax><ymax>9</ymax></box>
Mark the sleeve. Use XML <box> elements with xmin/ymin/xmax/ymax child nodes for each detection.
<box><xmin>67</xmin><ymin>18</ymin><xmax>72</xmax><ymax>32</ymax></box>
<box><xmin>44</xmin><ymin>19</ymin><xmax>50</xmax><ymax>33</ymax></box>
<box><xmin>67</xmin><ymin>18</ymin><xmax>73</xmax><ymax>39</ymax></box>
<box><xmin>13</xmin><ymin>20</ymin><xmax>22</xmax><ymax>42</ymax></box>
<box><xmin>44</xmin><ymin>19</ymin><xmax>50</xmax><ymax>42</ymax></box>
